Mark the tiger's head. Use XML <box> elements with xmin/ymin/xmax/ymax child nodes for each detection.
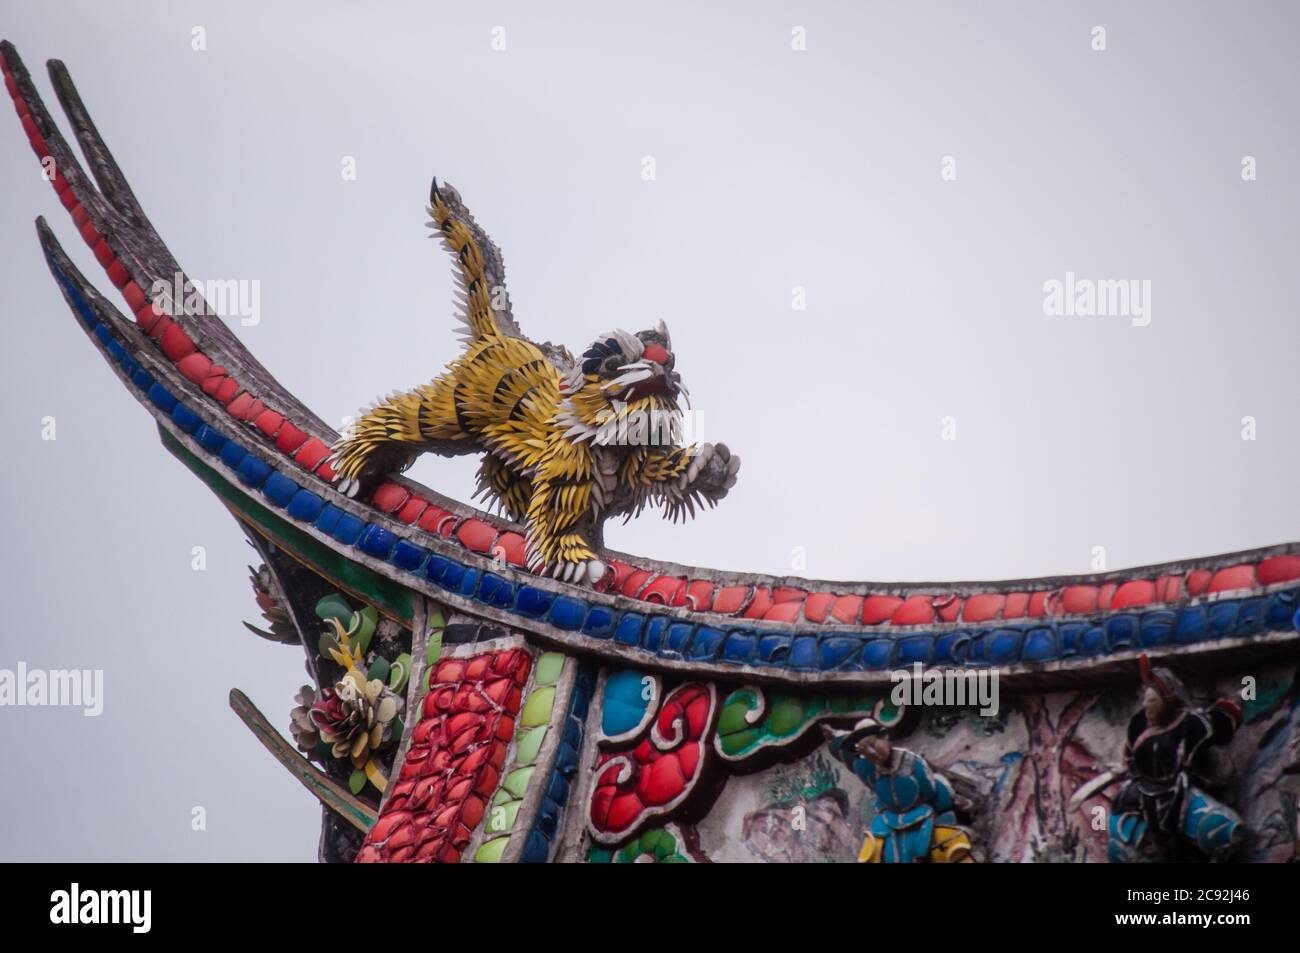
<box><xmin>556</xmin><ymin>320</ymin><xmax>688</xmax><ymax>447</ymax></box>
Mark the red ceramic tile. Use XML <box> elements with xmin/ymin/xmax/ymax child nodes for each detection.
<box><xmin>254</xmin><ymin>410</ymin><xmax>284</xmax><ymax>439</ymax></box>
<box><xmin>605</xmin><ymin>561</ymin><xmax>637</xmax><ymax>593</ymax></box>
<box><xmin>134</xmin><ymin>302</ymin><xmax>165</xmax><ymax>334</ymax></box>
<box><xmin>494</xmin><ymin>531</ymin><xmax>527</xmax><ymax>566</ymax></box>
<box><xmin>710</xmin><ymin>586</ymin><xmax>750</xmax><ymax>615</ymax></box>
<box><xmin>175</xmin><ymin>353</ymin><xmax>212</xmax><ymax>384</ymax></box>
<box><xmin>1258</xmin><ymin>555</ymin><xmax>1300</xmax><ymax>585</ymax></box>
<box><xmin>226</xmin><ymin>392</ymin><xmax>254</xmax><ymax>419</ymax></box>
<box><xmin>962</xmin><ymin>593</ymin><xmax>1004</xmax><ymax>623</ymax></box>
<box><xmin>239</xmin><ymin>398</ymin><xmax>266</xmax><ymax>422</ymax></box>
<box><xmin>890</xmin><ymin>596</ymin><xmax>935</xmax><ymax>626</ymax></box>
<box><xmin>1003</xmin><ymin>592</ymin><xmax>1029</xmax><ymax>618</ymax></box>
<box><xmin>122</xmin><ymin>281</ymin><xmax>146</xmax><ymax>312</ymax></box>
<box><xmin>1208</xmin><ymin>564</ymin><xmax>1255</xmax><ymax>593</ymax></box>
<box><xmin>1027</xmin><ymin>592</ymin><xmax>1048</xmax><ymax>617</ymax></box>
<box><xmin>682</xmin><ymin>580</ymin><xmax>715</xmax><ymax>611</ymax></box>
<box><xmin>640</xmin><ymin>575</ymin><xmax>686</xmax><ymax>606</ymax></box>
<box><xmin>314</xmin><ymin>458</ymin><xmax>336</xmax><ymax>481</ymax></box>
<box><xmin>71</xmin><ymin>204</ymin><xmax>89</xmax><ymax>227</ymax></box>
<box><xmin>79</xmin><ymin>219</ymin><xmax>100</xmax><ymax>249</ymax></box>
<box><xmin>1156</xmin><ymin>575</ymin><xmax>1182</xmax><ymax>603</ymax></box>
<box><xmin>804</xmin><ymin>592</ymin><xmax>834</xmax><ymax>624</ymax></box>
<box><xmin>293</xmin><ymin>438</ymin><xmax>331</xmax><ymax>471</ymax></box>
<box><xmin>371</xmin><ymin>482</ymin><xmax>410</xmax><ymax>514</ymax></box>
<box><xmin>829</xmin><ymin>595</ymin><xmax>863</xmax><ymax>624</ymax></box>
<box><xmin>396</xmin><ymin>495</ymin><xmax>430</xmax><ymax>525</ymax></box>
<box><xmin>763</xmin><ymin>601</ymin><xmax>802</xmax><ymax>623</ymax></box>
<box><xmin>934</xmin><ymin>594</ymin><xmax>961</xmax><ymax>622</ymax></box>
<box><xmin>457</xmin><ymin>518</ymin><xmax>498</xmax><ymax>553</ymax></box>
<box><xmin>861</xmin><ymin>595</ymin><xmax>904</xmax><ymax>625</ymax></box>
<box><xmin>58</xmin><ymin>183</ymin><xmax>77</xmax><ymax>209</ymax></box>
<box><xmin>1061</xmin><ymin>585</ymin><xmax>1099</xmax><ymax>614</ymax></box>
<box><xmin>146</xmin><ymin>314</ymin><xmax>173</xmax><ymax>341</ymax></box>
<box><xmin>1098</xmin><ymin>583</ymin><xmax>1116</xmax><ymax>610</ymax></box>
<box><xmin>772</xmin><ymin>587</ymin><xmax>807</xmax><ymax>604</ymax></box>
<box><xmin>620</xmin><ymin>569</ymin><xmax>652</xmax><ymax>598</ymax></box>
<box><xmin>1111</xmin><ymin>580</ymin><xmax>1155</xmax><ymax>610</ymax></box>
<box><xmin>197</xmin><ymin>369</ymin><xmax>226</xmax><ymax>395</ymax></box>
<box><xmin>212</xmin><ymin>377</ymin><xmax>240</xmax><ymax>404</ymax></box>
<box><xmin>160</xmin><ymin>323</ymin><xmax>197</xmax><ymax>361</ymax></box>
<box><xmin>1186</xmin><ymin>570</ymin><xmax>1212</xmax><ymax>596</ymax></box>
<box><xmin>92</xmin><ymin>238</ymin><xmax>114</xmax><ymax>268</ymax></box>
<box><xmin>417</xmin><ymin>505</ymin><xmax>457</xmax><ymax>536</ymax></box>
<box><xmin>743</xmin><ymin>588</ymin><xmax>774</xmax><ymax>619</ymax></box>
<box><xmin>275</xmin><ymin>421</ymin><xmax>309</xmax><ymax>455</ymax></box>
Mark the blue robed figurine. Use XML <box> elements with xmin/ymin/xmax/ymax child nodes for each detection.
<box><xmin>824</xmin><ymin>718</ymin><xmax>975</xmax><ymax>863</ymax></box>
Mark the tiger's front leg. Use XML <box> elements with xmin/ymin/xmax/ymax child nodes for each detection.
<box><xmin>628</xmin><ymin>442</ymin><xmax>741</xmax><ymax>520</ymax></box>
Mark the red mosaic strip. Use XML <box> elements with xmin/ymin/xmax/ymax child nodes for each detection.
<box><xmin>356</xmin><ymin>647</ymin><xmax>530</xmax><ymax>863</ymax></box>
<box><xmin>9</xmin><ymin>48</ymin><xmax>1298</xmax><ymax>631</ymax></box>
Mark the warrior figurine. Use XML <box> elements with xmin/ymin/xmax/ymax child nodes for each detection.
<box><xmin>824</xmin><ymin>718</ymin><xmax>975</xmax><ymax>863</ymax></box>
<box><xmin>1107</xmin><ymin>655</ymin><xmax>1245</xmax><ymax>862</ymax></box>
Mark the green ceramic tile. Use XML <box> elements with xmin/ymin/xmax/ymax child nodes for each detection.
<box><xmin>520</xmin><ymin>686</ymin><xmax>556</xmax><ymax>728</ymax></box>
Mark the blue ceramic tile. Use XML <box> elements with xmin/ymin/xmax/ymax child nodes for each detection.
<box><xmin>478</xmin><ymin>572</ymin><xmax>514</xmax><ymax>608</ymax></box>
<box><xmin>170</xmin><ymin>402</ymin><xmax>201</xmax><ymax>434</ymax></box>
<box><xmin>147</xmin><ymin>382</ymin><xmax>177</xmax><ymax>414</ymax></box>
<box><xmin>789</xmin><ymin>636</ymin><xmax>818</xmax><ymax>669</ymax></box>
<box><xmin>690</xmin><ymin>627</ymin><xmax>723</xmax><ymax>659</ymax></box>
<box><xmin>457</xmin><ymin>567</ymin><xmax>479</xmax><ymax>596</ymax></box>
<box><xmin>818</xmin><ymin>636</ymin><xmax>860</xmax><ymax>670</ymax></box>
<box><xmin>1235</xmin><ymin>598</ymin><xmax>1264</xmax><ymax>636</ymax></box>
<box><xmin>642</xmin><ymin>616</ymin><xmax>667</xmax><ymax>652</ymax></box>
<box><xmin>757</xmin><ymin>634</ymin><xmax>791</xmax><ymax>665</ymax></box>
<box><xmin>1104</xmin><ymin>614</ymin><xmax>1138</xmax><ymax>649</ymax></box>
<box><xmin>987</xmin><ymin>629</ymin><xmax>1023</xmax><ymax>664</ymax></box>
<box><xmin>515</xmin><ymin>587</ymin><xmax>555</xmax><ymax>618</ymax></box>
<box><xmin>860</xmin><ymin>639</ymin><xmax>895</xmax><ymax>670</ymax></box>
<box><xmin>1078</xmin><ymin>625</ymin><xmax>1107</xmax><ymax>656</ymax></box>
<box><xmin>549</xmin><ymin>596</ymin><xmax>586</xmax><ymax>631</ymax></box>
<box><xmin>287</xmin><ymin>489</ymin><xmax>324</xmax><ymax>523</ymax></box>
<box><xmin>613</xmin><ymin>608</ymin><xmax>644</xmax><ymax>647</ymax></box>
<box><xmin>219</xmin><ymin>440</ymin><xmax>249</xmax><ymax>471</ymax></box>
<box><xmin>330</xmin><ymin>512</ymin><xmax>364</xmax><ymax>545</ymax></box>
<box><xmin>235</xmin><ymin>454</ymin><xmax>272</xmax><ymax>488</ymax></box>
<box><xmin>315</xmin><ymin>503</ymin><xmax>343</xmax><ymax>535</ymax></box>
<box><xmin>391</xmin><ymin>539</ymin><xmax>428</xmax><ymax>572</ymax></box>
<box><xmin>1173</xmin><ymin>607</ymin><xmax>1206</xmax><ymax>644</ymax></box>
<box><xmin>195</xmin><ymin>423</ymin><xmax>228</xmax><ymax>454</ymax></box>
<box><xmin>1207</xmin><ymin>601</ymin><xmax>1238</xmax><ymax>637</ymax></box>
<box><xmin>358</xmin><ymin>523</ymin><xmax>397</xmax><ymax>559</ymax></box>
<box><xmin>721</xmin><ymin>631</ymin><xmax>755</xmax><ymax>663</ymax></box>
<box><xmin>1139</xmin><ymin>610</ymin><xmax>1175</xmax><ymax>647</ymax></box>
<box><xmin>934</xmin><ymin>631</ymin><xmax>971</xmax><ymax>664</ymax></box>
<box><xmin>1057</xmin><ymin>622</ymin><xmax>1085</xmax><ymax>657</ymax></box>
<box><xmin>582</xmin><ymin>605</ymin><xmax>614</xmax><ymax>638</ymax></box>
<box><xmin>131</xmin><ymin>368</ymin><xmax>154</xmax><ymax>391</ymax></box>
<box><xmin>896</xmin><ymin>635</ymin><xmax>934</xmax><ymax>665</ymax></box>
<box><xmin>262</xmin><ymin>471</ymin><xmax>299</xmax><ymax>508</ymax></box>
<box><xmin>1022</xmin><ymin>627</ymin><xmax>1057</xmax><ymax>661</ymax></box>
<box><xmin>664</xmin><ymin>622</ymin><xmax>693</xmax><ymax>656</ymax></box>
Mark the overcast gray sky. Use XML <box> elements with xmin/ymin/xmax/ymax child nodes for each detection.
<box><xmin>1</xmin><ymin>1</ymin><xmax>1297</xmax><ymax>860</ymax></box>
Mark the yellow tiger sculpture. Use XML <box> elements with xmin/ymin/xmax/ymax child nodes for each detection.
<box><xmin>329</xmin><ymin>181</ymin><xmax>740</xmax><ymax>585</ymax></box>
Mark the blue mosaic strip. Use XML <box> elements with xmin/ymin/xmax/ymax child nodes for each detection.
<box><xmin>53</xmin><ymin>256</ymin><xmax>1300</xmax><ymax>678</ymax></box>
<box><xmin>520</xmin><ymin>659</ymin><xmax>596</xmax><ymax>863</ymax></box>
